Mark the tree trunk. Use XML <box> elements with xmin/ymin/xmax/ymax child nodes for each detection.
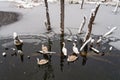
<box><xmin>84</xmin><ymin>11</ymin><xmax>94</xmax><ymax>42</ymax></box>
<box><xmin>60</xmin><ymin>0</ymin><xmax>65</xmax><ymax>35</ymax></box>
<box><xmin>93</xmin><ymin>3</ymin><xmax>100</xmax><ymax>23</ymax></box>
<box><xmin>81</xmin><ymin>0</ymin><xmax>84</xmax><ymax>9</ymax></box>
<box><xmin>84</xmin><ymin>3</ymin><xmax>100</xmax><ymax>42</ymax></box>
<box><xmin>44</xmin><ymin>0</ymin><xmax>51</xmax><ymax>31</ymax></box>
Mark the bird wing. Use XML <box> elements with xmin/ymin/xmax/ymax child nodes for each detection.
<box><xmin>73</xmin><ymin>46</ymin><xmax>79</xmax><ymax>54</ymax></box>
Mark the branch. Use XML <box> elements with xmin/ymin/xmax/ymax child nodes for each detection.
<box><xmin>97</xmin><ymin>27</ymin><xmax>117</xmax><ymax>43</ymax></box>
<box><xmin>80</xmin><ymin>37</ymin><xmax>92</xmax><ymax>51</ymax></box>
<box><xmin>78</xmin><ymin>16</ymin><xmax>86</xmax><ymax>34</ymax></box>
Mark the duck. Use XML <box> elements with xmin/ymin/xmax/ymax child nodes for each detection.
<box><xmin>73</xmin><ymin>42</ymin><xmax>79</xmax><ymax>54</ymax></box>
<box><xmin>13</xmin><ymin>32</ymin><xmax>23</xmax><ymax>46</ymax></box>
<box><xmin>36</xmin><ymin>58</ymin><xmax>49</xmax><ymax>65</ymax></box>
<box><xmin>62</xmin><ymin>42</ymin><xmax>67</xmax><ymax>56</ymax></box>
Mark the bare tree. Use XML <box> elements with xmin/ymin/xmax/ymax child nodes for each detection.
<box><xmin>113</xmin><ymin>1</ymin><xmax>119</xmax><ymax>13</ymax></box>
<box><xmin>60</xmin><ymin>0</ymin><xmax>65</xmax><ymax>35</ymax></box>
<box><xmin>44</xmin><ymin>0</ymin><xmax>51</xmax><ymax>31</ymax></box>
<box><xmin>93</xmin><ymin>3</ymin><xmax>100</xmax><ymax>23</ymax></box>
<box><xmin>84</xmin><ymin>3</ymin><xmax>100</xmax><ymax>42</ymax></box>
<box><xmin>84</xmin><ymin>10</ymin><xmax>94</xmax><ymax>42</ymax></box>
<box><xmin>81</xmin><ymin>0</ymin><xmax>84</xmax><ymax>9</ymax></box>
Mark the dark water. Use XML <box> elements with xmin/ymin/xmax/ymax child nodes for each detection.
<box><xmin>0</xmin><ymin>33</ymin><xmax>120</xmax><ymax>80</ymax></box>
<box><xmin>0</xmin><ymin>2</ymin><xmax>120</xmax><ymax>80</ymax></box>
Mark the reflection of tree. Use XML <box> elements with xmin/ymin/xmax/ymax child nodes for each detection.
<box><xmin>15</xmin><ymin>44</ymin><xmax>24</xmax><ymax>62</ymax></box>
<box><xmin>15</xmin><ymin>43</ymin><xmax>23</xmax><ymax>51</ymax></box>
<box><xmin>82</xmin><ymin>55</ymin><xmax>87</xmax><ymax>66</ymax></box>
<box><xmin>41</xmin><ymin>62</ymin><xmax>55</xmax><ymax>80</ymax></box>
<box><xmin>47</xmin><ymin>38</ymin><xmax>52</xmax><ymax>61</ymax></box>
<box><xmin>80</xmin><ymin>48</ymin><xmax>88</xmax><ymax>66</ymax></box>
<box><xmin>60</xmin><ymin>34</ymin><xmax>65</xmax><ymax>72</ymax></box>
<box><xmin>20</xmin><ymin>54</ymin><xmax>24</xmax><ymax>62</ymax></box>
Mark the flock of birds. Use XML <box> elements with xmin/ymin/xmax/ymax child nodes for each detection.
<box><xmin>1</xmin><ymin>31</ymin><xmax>113</xmax><ymax>65</ymax></box>
<box><xmin>1</xmin><ymin>32</ymin><xmax>82</xmax><ymax>65</ymax></box>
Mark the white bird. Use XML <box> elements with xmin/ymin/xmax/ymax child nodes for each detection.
<box><xmin>36</xmin><ymin>58</ymin><xmax>49</xmax><ymax>65</ymax></box>
<box><xmin>73</xmin><ymin>43</ymin><xmax>79</xmax><ymax>54</ymax></box>
<box><xmin>2</xmin><ymin>52</ymin><xmax>7</xmax><ymax>57</ymax></box>
<box><xmin>13</xmin><ymin>32</ymin><xmax>18</xmax><ymax>40</ymax></box>
<box><xmin>62</xmin><ymin>42</ymin><xmax>67</xmax><ymax>56</ymax></box>
<box><xmin>42</xmin><ymin>44</ymin><xmax>48</xmax><ymax>53</ymax></box>
<box><xmin>67</xmin><ymin>55</ymin><xmax>78</xmax><ymax>62</ymax></box>
<box><xmin>18</xmin><ymin>50</ymin><xmax>23</xmax><ymax>55</ymax></box>
<box><xmin>109</xmin><ymin>46</ymin><xmax>113</xmax><ymax>52</ymax></box>
<box><xmin>13</xmin><ymin>32</ymin><xmax>23</xmax><ymax>46</ymax></box>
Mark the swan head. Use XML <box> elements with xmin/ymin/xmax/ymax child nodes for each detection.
<box><xmin>73</xmin><ymin>42</ymin><xmax>76</xmax><ymax>46</ymax></box>
<box><xmin>13</xmin><ymin>32</ymin><xmax>18</xmax><ymax>40</ymax></box>
<box><xmin>42</xmin><ymin>44</ymin><xmax>45</xmax><ymax>47</ymax></box>
<box><xmin>62</xmin><ymin>42</ymin><xmax>65</xmax><ymax>46</ymax></box>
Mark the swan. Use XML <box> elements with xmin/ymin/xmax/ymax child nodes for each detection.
<box><xmin>37</xmin><ymin>44</ymin><xmax>56</xmax><ymax>54</ymax></box>
<box><xmin>42</xmin><ymin>44</ymin><xmax>48</xmax><ymax>53</ymax></box>
<box><xmin>73</xmin><ymin>43</ymin><xmax>79</xmax><ymax>54</ymax></box>
<box><xmin>36</xmin><ymin>58</ymin><xmax>49</xmax><ymax>65</ymax></box>
<box><xmin>61</xmin><ymin>42</ymin><xmax>78</xmax><ymax>62</ymax></box>
<box><xmin>13</xmin><ymin>32</ymin><xmax>23</xmax><ymax>46</ymax></box>
<box><xmin>62</xmin><ymin>42</ymin><xmax>67</xmax><ymax>56</ymax></box>
<box><xmin>18</xmin><ymin>50</ymin><xmax>23</xmax><ymax>55</ymax></box>
<box><xmin>67</xmin><ymin>54</ymin><xmax>78</xmax><ymax>62</ymax></box>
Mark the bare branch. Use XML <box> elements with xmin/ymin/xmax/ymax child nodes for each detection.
<box><xmin>78</xmin><ymin>16</ymin><xmax>86</xmax><ymax>34</ymax></box>
<box><xmin>97</xmin><ymin>27</ymin><xmax>117</xmax><ymax>43</ymax></box>
<box><xmin>80</xmin><ymin>37</ymin><xmax>92</xmax><ymax>51</ymax></box>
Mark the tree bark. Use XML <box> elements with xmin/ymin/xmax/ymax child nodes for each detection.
<box><xmin>84</xmin><ymin>11</ymin><xmax>94</xmax><ymax>42</ymax></box>
<box><xmin>44</xmin><ymin>0</ymin><xmax>51</xmax><ymax>31</ymax></box>
<box><xmin>81</xmin><ymin>0</ymin><xmax>84</xmax><ymax>9</ymax></box>
<box><xmin>93</xmin><ymin>3</ymin><xmax>100</xmax><ymax>23</ymax></box>
<box><xmin>60</xmin><ymin>0</ymin><xmax>65</xmax><ymax>35</ymax></box>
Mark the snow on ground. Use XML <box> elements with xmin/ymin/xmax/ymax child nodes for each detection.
<box><xmin>0</xmin><ymin>1</ymin><xmax>120</xmax><ymax>49</ymax></box>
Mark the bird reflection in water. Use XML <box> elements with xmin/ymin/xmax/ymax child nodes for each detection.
<box><xmin>60</xmin><ymin>34</ymin><xmax>66</xmax><ymax>72</ymax></box>
<box><xmin>38</xmin><ymin>61</ymin><xmax>55</xmax><ymax>80</ymax></box>
<box><xmin>38</xmin><ymin>38</ymin><xmax>55</xmax><ymax>80</ymax></box>
<box><xmin>80</xmin><ymin>45</ymin><xmax>88</xmax><ymax>66</ymax></box>
<box><xmin>16</xmin><ymin>44</ymin><xmax>24</xmax><ymax>62</ymax></box>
